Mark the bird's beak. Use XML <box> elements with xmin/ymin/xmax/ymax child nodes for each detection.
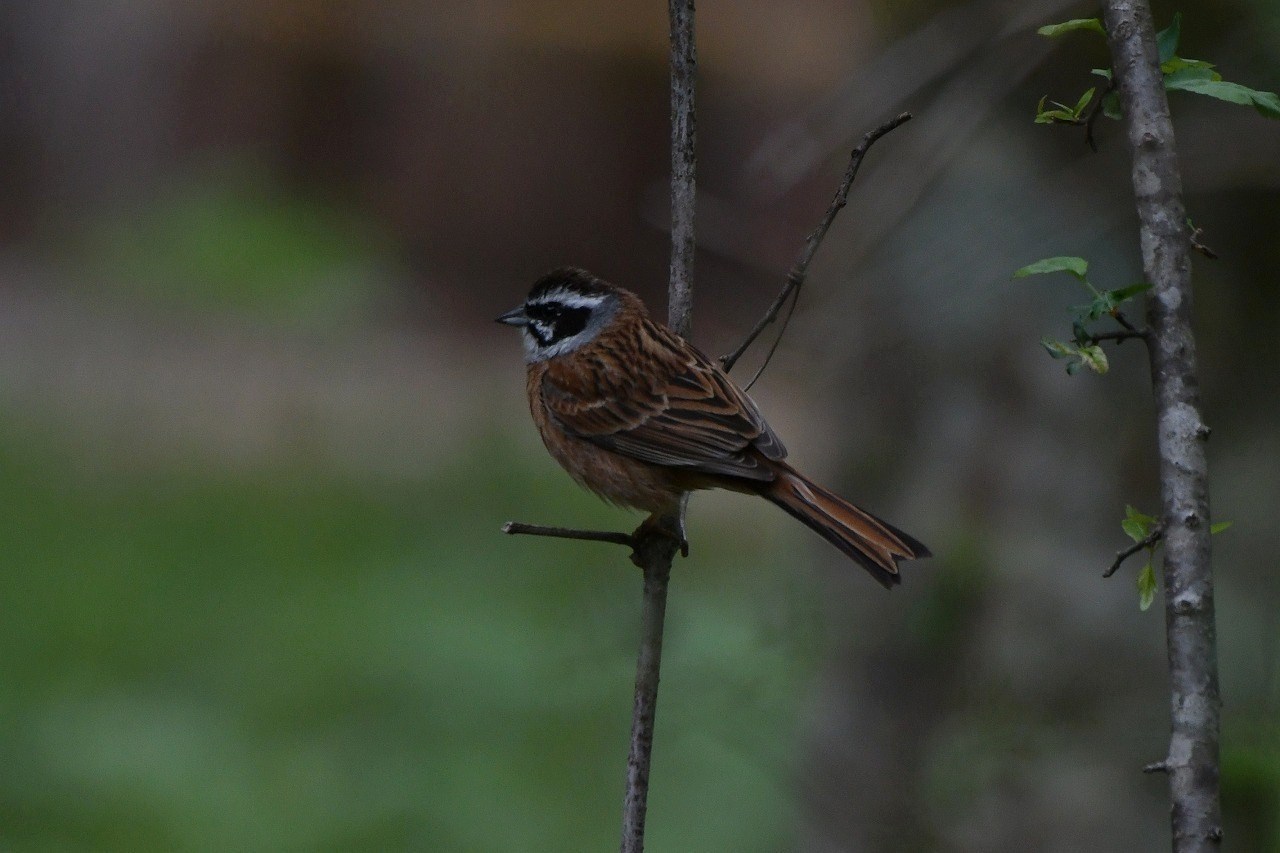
<box><xmin>495</xmin><ymin>305</ymin><xmax>530</xmax><ymax>326</ymax></box>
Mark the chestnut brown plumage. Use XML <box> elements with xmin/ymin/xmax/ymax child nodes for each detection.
<box><xmin>497</xmin><ymin>268</ymin><xmax>929</xmax><ymax>588</ymax></box>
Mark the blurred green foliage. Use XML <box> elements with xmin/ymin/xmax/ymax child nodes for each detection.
<box><xmin>78</xmin><ymin>166</ymin><xmax>391</xmax><ymax>324</ymax></box>
<box><xmin>0</xmin><ymin>419</ymin><xmax>820</xmax><ymax>851</ymax></box>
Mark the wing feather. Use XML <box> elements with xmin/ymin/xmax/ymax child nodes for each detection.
<box><xmin>540</xmin><ymin>319</ymin><xmax>786</xmax><ymax>482</ymax></box>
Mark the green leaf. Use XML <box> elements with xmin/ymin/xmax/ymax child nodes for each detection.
<box><xmin>1109</xmin><ymin>282</ymin><xmax>1152</xmax><ymax>302</ymax></box>
<box><xmin>1156</xmin><ymin>12</ymin><xmax>1182</xmax><ymax>64</ymax></box>
<box><xmin>1102</xmin><ymin>90</ymin><xmax>1122</xmax><ymax>119</ymax></box>
<box><xmin>1078</xmin><ymin>344</ymin><xmax>1109</xmax><ymax>374</ymax></box>
<box><xmin>1014</xmin><ymin>256</ymin><xmax>1089</xmax><ymax>279</ymax></box>
<box><xmin>1040</xmin><ymin>338</ymin><xmax>1078</xmax><ymax>359</ymax></box>
<box><xmin>1035</xmin><ymin>107</ymin><xmax>1080</xmax><ymax>124</ymax></box>
<box><xmin>1079</xmin><ymin>295</ymin><xmax>1115</xmax><ymax>322</ymax></box>
<box><xmin>1121</xmin><ymin>518</ymin><xmax>1148</xmax><ymax>542</ymax></box>
<box><xmin>1137</xmin><ymin>563</ymin><xmax>1158</xmax><ymax>611</ymax></box>
<box><xmin>1034</xmin><ymin>95</ymin><xmax>1079</xmax><ymax>124</ymax></box>
<box><xmin>1065</xmin><ymin>360</ymin><xmax>1082</xmax><ymax>375</ymax></box>
<box><xmin>1165</xmin><ymin>77</ymin><xmax>1280</xmax><ymax>118</ymax></box>
<box><xmin>1080</xmin><ymin>283</ymin><xmax>1150</xmax><ymax>321</ymax></box>
<box><xmin>1164</xmin><ymin>66</ymin><xmax>1221</xmax><ymax>88</ymax></box>
<box><xmin>1073</xmin><ymin>87</ymin><xmax>1097</xmax><ymax>116</ymax></box>
<box><xmin>1091</xmin><ymin>67</ymin><xmax>1112</xmax><ymax>81</ymax></box>
<box><xmin>1035</xmin><ymin>96</ymin><xmax>1092</xmax><ymax>124</ymax></box>
<box><xmin>1121</xmin><ymin>505</ymin><xmax>1153</xmax><ymax>541</ymax></box>
<box><xmin>1162</xmin><ymin>56</ymin><xmax>1219</xmax><ymax>78</ymax></box>
<box><xmin>1210</xmin><ymin>520</ymin><xmax>1233</xmax><ymax>535</ymax></box>
<box><xmin>1037</xmin><ymin>18</ymin><xmax>1105</xmax><ymax>38</ymax></box>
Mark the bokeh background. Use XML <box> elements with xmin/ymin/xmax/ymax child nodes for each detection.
<box><xmin>2</xmin><ymin>1</ymin><xmax>1277</xmax><ymax>850</ymax></box>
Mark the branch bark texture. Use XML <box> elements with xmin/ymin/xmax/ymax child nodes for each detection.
<box><xmin>620</xmin><ymin>2</ymin><xmax>695</xmax><ymax>852</ymax></box>
<box><xmin>1101</xmin><ymin>1</ymin><xmax>1222</xmax><ymax>849</ymax></box>
<box><xmin>667</xmin><ymin>0</ymin><xmax>697</xmax><ymax>340</ymax></box>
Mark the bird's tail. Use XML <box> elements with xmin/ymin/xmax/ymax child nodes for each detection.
<box><xmin>762</xmin><ymin>463</ymin><xmax>930</xmax><ymax>589</ymax></box>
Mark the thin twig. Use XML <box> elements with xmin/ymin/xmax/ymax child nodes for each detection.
<box><xmin>1189</xmin><ymin>225</ymin><xmax>1219</xmax><ymax>260</ymax></box>
<box><xmin>620</xmin><ymin>3</ymin><xmax>696</xmax><ymax>852</ymax></box>
<box><xmin>1085</xmin><ymin>77</ymin><xmax>1117</xmax><ymax>152</ymax></box>
<box><xmin>1145</xmin><ymin>760</ymin><xmax>1171</xmax><ymax>774</ymax></box>
<box><xmin>1088</xmin><ymin>328</ymin><xmax>1149</xmax><ymax>345</ymax></box>
<box><xmin>501</xmin><ymin>521</ymin><xmax>637</xmax><ymax>549</ymax></box>
<box><xmin>1103</xmin><ymin>525</ymin><xmax>1164</xmax><ymax>577</ymax></box>
<box><xmin>1112</xmin><ymin>310</ymin><xmax>1140</xmax><ymax>332</ymax></box>
<box><xmin>718</xmin><ymin>111</ymin><xmax>913</xmax><ymax>377</ymax></box>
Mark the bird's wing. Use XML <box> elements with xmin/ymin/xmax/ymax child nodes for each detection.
<box><xmin>540</xmin><ymin>321</ymin><xmax>786</xmax><ymax>481</ymax></box>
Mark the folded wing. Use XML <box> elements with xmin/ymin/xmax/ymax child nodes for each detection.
<box><xmin>540</xmin><ymin>321</ymin><xmax>785</xmax><ymax>481</ymax></box>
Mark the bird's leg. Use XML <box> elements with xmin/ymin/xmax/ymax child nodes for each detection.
<box><xmin>631</xmin><ymin>505</ymin><xmax>689</xmax><ymax>567</ymax></box>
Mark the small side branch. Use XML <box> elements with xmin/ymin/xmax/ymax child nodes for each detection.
<box><xmin>1085</xmin><ymin>78</ymin><xmax>1117</xmax><ymax>152</ymax></box>
<box><xmin>1189</xmin><ymin>224</ymin><xmax>1219</xmax><ymax>260</ymax></box>
<box><xmin>1104</xmin><ymin>525</ymin><xmax>1164</xmax><ymax>578</ymax></box>
<box><xmin>1088</xmin><ymin>328</ymin><xmax>1149</xmax><ymax>345</ymax></box>
<box><xmin>502</xmin><ymin>521</ymin><xmax>637</xmax><ymax>550</ymax></box>
<box><xmin>1086</xmin><ymin>310</ymin><xmax>1149</xmax><ymax>346</ymax></box>
<box><xmin>718</xmin><ymin>111</ymin><xmax>913</xmax><ymax>378</ymax></box>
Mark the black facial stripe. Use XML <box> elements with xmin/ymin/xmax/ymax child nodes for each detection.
<box><xmin>553</xmin><ymin>306</ymin><xmax>589</xmax><ymax>339</ymax></box>
<box><xmin>523</xmin><ymin>301</ymin><xmax>591</xmax><ymax>346</ymax></box>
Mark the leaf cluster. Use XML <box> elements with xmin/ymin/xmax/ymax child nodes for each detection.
<box><xmin>1013</xmin><ymin>256</ymin><xmax>1148</xmax><ymax>375</ymax></box>
<box><xmin>1035</xmin><ymin>12</ymin><xmax>1280</xmax><ymax>130</ymax></box>
<box><xmin>1121</xmin><ymin>505</ymin><xmax>1231</xmax><ymax>611</ymax></box>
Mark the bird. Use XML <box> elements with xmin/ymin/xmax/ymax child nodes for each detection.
<box><xmin>496</xmin><ymin>267</ymin><xmax>929</xmax><ymax>588</ymax></box>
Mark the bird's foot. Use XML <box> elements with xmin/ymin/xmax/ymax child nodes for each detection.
<box><xmin>630</xmin><ymin>513</ymin><xmax>689</xmax><ymax>567</ymax></box>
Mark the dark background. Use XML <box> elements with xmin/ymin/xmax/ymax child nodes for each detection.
<box><xmin>1</xmin><ymin>1</ymin><xmax>1277</xmax><ymax>850</ymax></box>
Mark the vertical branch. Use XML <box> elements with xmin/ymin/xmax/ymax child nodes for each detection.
<box><xmin>667</xmin><ymin>0</ymin><xmax>697</xmax><ymax>338</ymax></box>
<box><xmin>1100</xmin><ymin>2</ymin><xmax>1222</xmax><ymax>850</ymax></box>
<box><xmin>620</xmin><ymin>3</ymin><xmax>695</xmax><ymax>853</ymax></box>
<box><xmin>620</xmin><ymin>510</ymin><xmax>680</xmax><ymax>853</ymax></box>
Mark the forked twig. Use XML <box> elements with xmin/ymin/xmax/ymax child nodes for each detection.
<box><xmin>1103</xmin><ymin>525</ymin><xmax>1163</xmax><ymax>578</ymax></box>
<box><xmin>719</xmin><ymin>111</ymin><xmax>913</xmax><ymax>383</ymax></box>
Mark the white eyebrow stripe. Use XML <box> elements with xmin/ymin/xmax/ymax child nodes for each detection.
<box><xmin>529</xmin><ymin>290</ymin><xmax>605</xmax><ymax>310</ymax></box>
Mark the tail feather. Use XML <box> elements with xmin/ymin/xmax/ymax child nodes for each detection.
<box><xmin>762</xmin><ymin>464</ymin><xmax>929</xmax><ymax>589</ymax></box>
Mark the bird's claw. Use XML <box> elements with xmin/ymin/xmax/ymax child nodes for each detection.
<box><xmin>631</xmin><ymin>515</ymin><xmax>689</xmax><ymax>565</ymax></box>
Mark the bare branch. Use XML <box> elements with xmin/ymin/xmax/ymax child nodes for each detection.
<box><xmin>1189</xmin><ymin>225</ymin><xmax>1219</xmax><ymax>260</ymax></box>
<box><xmin>1085</xmin><ymin>77</ymin><xmax>1117</xmax><ymax>152</ymax></box>
<box><xmin>501</xmin><ymin>521</ymin><xmax>637</xmax><ymax>549</ymax></box>
<box><xmin>1088</xmin><ymin>328</ymin><xmax>1149</xmax><ymax>345</ymax></box>
<box><xmin>621</xmin><ymin>508</ymin><xmax>680</xmax><ymax>853</ymax></box>
<box><xmin>621</xmin><ymin>4</ymin><xmax>696</xmax><ymax>852</ymax></box>
<box><xmin>667</xmin><ymin>0</ymin><xmax>697</xmax><ymax>340</ymax></box>
<box><xmin>1103</xmin><ymin>524</ymin><xmax>1163</xmax><ymax>578</ymax></box>
<box><xmin>1145</xmin><ymin>760</ymin><xmax>1170</xmax><ymax>774</ymax></box>
<box><xmin>1101</xmin><ymin>1</ymin><xmax>1222</xmax><ymax>848</ymax></box>
<box><xmin>1111</xmin><ymin>309</ymin><xmax>1141</xmax><ymax>332</ymax></box>
<box><xmin>718</xmin><ymin>111</ymin><xmax>912</xmax><ymax>377</ymax></box>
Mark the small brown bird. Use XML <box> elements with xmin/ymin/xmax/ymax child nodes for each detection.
<box><xmin>497</xmin><ymin>268</ymin><xmax>929</xmax><ymax>588</ymax></box>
